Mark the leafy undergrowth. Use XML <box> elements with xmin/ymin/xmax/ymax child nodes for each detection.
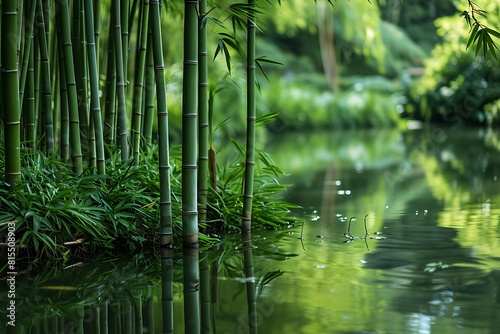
<box><xmin>0</xmin><ymin>144</ymin><xmax>298</xmax><ymax>262</ymax></box>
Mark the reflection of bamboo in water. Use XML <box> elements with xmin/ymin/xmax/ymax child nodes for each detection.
<box><xmin>25</xmin><ymin>286</ymin><xmax>156</xmax><ymax>333</ymax></box>
<box><xmin>184</xmin><ymin>247</ymin><xmax>201</xmax><ymax>333</ymax></box>
<box><xmin>200</xmin><ymin>253</ymin><xmax>211</xmax><ymax>333</ymax></box>
<box><xmin>143</xmin><ymin>286</ymin><xmax>155</xmax><ymax>334</ymax></box>
<box><xmin>161</xmin><ymin>248</ymin><xmax>174</xmax><ymax>333</ymax></box>
<box><xmin>131</xmin><ymin>287</ymin><xmax>143</xmax><ymax>333</ymax></box>
<box><xmin>83</xmin><ymin>306</ymin><xmax>99</xmax><ymax>333</ymax></box>
<box><xmin>243</xmin><ymin>232</ymin><xmax>257</xmax><ymax>334</ymax></box>
<box><xmin>109</xmin><ymin>304</ymin><xmax>119</xmax><ymax>332</ymax></box>
<box><xmin>211</xmin><ymin>258</ymin><xmax>219</xmax><ymax>332</ymax></box>
<box><xmin>100</xmin><ymin>302</ymin><xmax>108</xmax><ymax>333</ymax></box>
<box><xmin>321</xmin><ymin>164</ymin><xmax>338</xmax><ymax>224</ymax></box>
<box><xmin>121</xmin><ymin>298</ymin><xmax>132</xmax><ymax>333</ymax></box>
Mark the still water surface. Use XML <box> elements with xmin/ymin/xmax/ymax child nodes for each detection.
<box><xmin>3</xmin><ymin>127</ymin><xmax>500</xmax><ymax>333</ymax></box>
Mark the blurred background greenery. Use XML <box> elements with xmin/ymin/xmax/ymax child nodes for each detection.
<box><xmin>159</xmin><ymin>0</ymin><xmax>499</xmax><ymax>139</ymax></box>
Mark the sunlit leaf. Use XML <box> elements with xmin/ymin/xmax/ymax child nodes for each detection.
<box><xmin>256</xmin><ymin>112</ymin><xmax>279</xmax><ymax>126</ymax></box>
<box><xmin>475</xmin><ymin>30</ymin><xmax>484</xmax><ymax>57</ymax></box>
<box><xmin>466</xmin><ymin>23</ymin><xmax>480</xmax><ymax>50</ymax></box>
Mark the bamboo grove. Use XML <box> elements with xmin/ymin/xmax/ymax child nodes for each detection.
<box><xmin>0</xmin><ymin>0</ymin><xmax>289</xmax><ymax>251</ymax></box>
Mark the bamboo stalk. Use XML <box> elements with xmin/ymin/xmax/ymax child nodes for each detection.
<box><xmin>131</xmin><ymin>0</ymin><xmax>149</xmax><ymax>160</ymax></box>
<box><xmin>56</xmin><ymin>17</ymin><xmax>70</xmax><ymax>162</ymax></box>
<box><xmin>182</xmin><ymin>0</ymin><xmax>199</xmax><ymax>247</ymax></box>
<box><xmin>18</xmin><ymin>0</ymin><xmax>36</xmax><ymax>111</ymax></box>
<box><xmin>242</xmin><ymin>0</ymin><xmax>257</xmax><ymax>232</ymax></box>
<box><xmin>56</xmin><ymin>0</ymin><xmax>84</xmax><ymax>175</ymax></box>
<box><xmin>25</xmin><ymin>31</ymin><xmax>36</xmax><ymax>147</ymax></box>
<box><xmin>35</xmin><ymin>0</ymin><xmax>53</xmax><ymax>155</ymax></box>
<box><xmin>198</xmin><ymin>0</ymin><xmax>209</xmax><ymax>227</ymax></box>
<box><xmin>2</xmin><ymin>0</ymin><xmax>21</xmax><ymax>185</ymax></box>
<box><xmin>72</xmin><ymin>0</ymin><xmax>89</xmax><ymax>142</ymax></box>
<box><xmin>142</xmin><ymin>33</ymin><xmax>155</xmax><ymax>147</ymax></box>
<box><xmin>93</xmin><ymin>0</ymin><xmax>101</xmax><ymax>70</ymax></box>
<box><xmin>84</xmin><ymin>0</ymin><xmax>106</xmax><ymax>175</ymax></box>
<box><xmin>183</xmin><ymin>2</ymin><xmax>201</xmax><ymax>331</ymax></box>
<box><xmin>150</xmin><ymin>0</ymin><xmax>173</xmax><ymax>247</ymax></box>
<box><xmin>103</xmin><ymin>22</ymin><xmax>117</xmax><ymax>148</ymax></box>
<box><xmin>112</xmin><ymin>0</ymin><xmax>129</xmax><ymax>161</ymax></box>
<box><xmin>121</xmin><ymin>0</ymin><xmax>130</xmax><ymax>88</ymax></box>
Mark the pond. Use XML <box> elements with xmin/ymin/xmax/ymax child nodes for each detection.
<box><xmin>2</xmin><ymin>126</ymin><xmax>500</xmax><ymax>333</ymax></box>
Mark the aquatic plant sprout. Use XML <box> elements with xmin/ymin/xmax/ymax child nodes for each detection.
<box><xmin>343</xmin><ymin>214</ymin><xmax>386</xmax><ymax>250</ymax></box>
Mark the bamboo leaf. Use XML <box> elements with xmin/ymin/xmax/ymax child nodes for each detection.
<box><xmin>256</xmin><ymin>112</ymin><xmax>279</xmax><ymax>126</ymax></box>
<box><xmin>466</xmin><ymin>23</ymin><xmax>480</xmax><ymax>49</ymax></box>
<box><xmin>221</xmin><ymin>41</ymin><xmax>232</xmax><ymax>74</ymax></box>
<box><xmin>202</xmin><ymin>15</ymin><xmax>225</xmax><ymax>29</ymax></box>
<box><xmin>255</xmin><ymin>56</ymin><xmax>284</xmax><ymax>66</ymax></box>
<box><xmin>213</xmin><ymin>39</ymin><xmax>223</xmax><ymax>61</ymax></box>
<box><xmin>485</xmin><ymin>27</ymin><xmax>500</xmax><ymax>39</ymax></box>
<box><xmin>485</xmin><ymin>34</ymin><xmax>499</xmax><ymax>61</ymax></box>
<box><xmin>475</xmin><ymin>30</ymin><xmax>484</xmax><ymax>57</ymax></box>
<box><xmin>214</xmin><ymin>116</ymin><xmax>232</xmax><ymax>132</ymax></box>
<box><xmin>229</xmin><ymin>137</ymin><xmax>246</xmax><ymax>158</ymax></box>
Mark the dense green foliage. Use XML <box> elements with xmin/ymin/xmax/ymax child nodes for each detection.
<box><xmin>0</xmin><ymin>140</ymin><xmax>296</xmax><ymax>259</ymax></box>
<box><xmin>406</xmin><ymin>1</ymin><xmax>500</xmax><ymax>125</ymax></box>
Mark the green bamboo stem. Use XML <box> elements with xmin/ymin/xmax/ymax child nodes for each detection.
<box><xmin>25</xmin><ymin>32</ymin><xmax>36</xmax><ymax>147</ymax></box>
<box><xmin>93</xmin><ymin>0</ymin><xmax>101</xmax><ymax>69</ymax></box>
<box><xmin>72</xmin><ymin>0</ymin><xmax>89</xmax><ymax>142</ymax></box>
<box><xmin>56</xmin><ymin>0</ymin><xmax>84</xmax><ymax>175</ymax></box>
<box><xmin>41</xmin><ymin>0</ymin><xmax>50</xmax><ymax>51</ymax></box>
<box><xmin>242</xmin><ymin>0</ymin><xmax>257</xmax><ymax>232</ymax></box>
<box><xmin>56</xmin><ymin>17</ymin><xmax>70</xmax><ymax>162</ymax></box>
<box><xmin>2</xmin><ymin>0</ymin><xmax>21</xmax><ymax>185</ymax></box>
<box><xmin>17</xmin><ymin>0</ymin><xmax>24</xmax><ymax>55</ymax></box>
<box><xmin>18</xmin><ymin>0</ymin><xmax>36</xmax><ymax>111</ymax></box>
<box><xmin>84</xmin><ymin>0</ymin><xmax>106</xmax><ymax>175</ymax></box>
<box><xmin>121</xmin><ymin>0</ymin><xmax>129</xmax><ymax>87</ymax></box>
<box><xmin>182</xmin><ymin>0</ymin><xmax>199</xmax><ymax>247</ymax></box>
<box><xmin>183</xmin><ymin>0</ymin><xmax>201</xmax><ymax>329</ymax></box>
<box><xmin>35</xmin><ymin>35</ymin><xmax>45</xmax><ymax>154</ymax></box>
<box><xmin>103</xmin><ymin>23</ymin><xmax>117</xmax><ymax>147</ymax></box>
<box><xmin>35</xmin><ymin>0</ymin><xmax>53</xmax><ymax>155</ymax></box>
<box><xmin>142</xmin><ymin>33</ymin><xmax>155</xmax><ymax>148</ymax></box>
<box><xmin>131</xmin><ymin>0</ymin><xmax>149</xmax><ymax>159</ymax></box>
<box><xmin>112</xmin><ymin>0</ymin><xmax>129</xmax><ymax>161</ymax></box>
<box><xmin>198</xmin><ymin>0</ymin><xmax>209</xmax><ymax>226</ymax></box>
<box><xmin>150</xmin><ymin>0</ymin><xmax>173</xmax><ymax>247</ymax></box>
<box><xmin>80</xmin><ymin>2</ymin><xmax>91</xmax><ymax>161</ymax></box>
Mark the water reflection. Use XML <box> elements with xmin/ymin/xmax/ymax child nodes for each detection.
<box><xmin>3</xmin><ymin>127</ymin><xmax>500</xmax><ymax>333</ymax></box>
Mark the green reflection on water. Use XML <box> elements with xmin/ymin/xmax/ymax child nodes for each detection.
<box><xmin>3</xmin><ymin>127</ymin><xmax>500</xmax><ymax>334</ymax></box>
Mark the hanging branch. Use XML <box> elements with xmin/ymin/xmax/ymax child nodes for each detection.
<box><xmin>461</xmin><ymin>1</ymin><xmax>500</xmax><ymax>61</ymax></box>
